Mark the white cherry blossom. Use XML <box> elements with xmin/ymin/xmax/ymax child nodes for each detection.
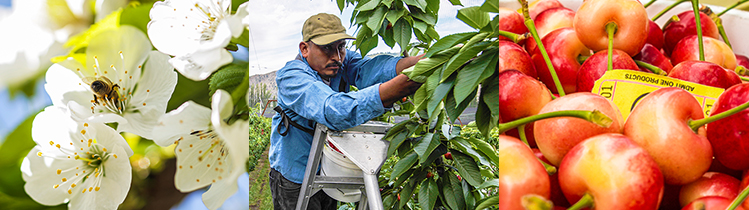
<box><xmin>147</xmin><ymin>0</ymin><xmax>247</xmax><ymax>81</ymax></box>
<box><xmin>152</xmin><ymin>90</ymin><xmax>249</xmax><ymax>210</ymax></box>
<box><xmin>21</xmin><ymin>106</ymin><xmax>133</xmax><ymax>210</ymax></box>
<box><xmin>44</xmin><ymin>25</ymin><xmax>177</xmax><ymax>139</ymax></box>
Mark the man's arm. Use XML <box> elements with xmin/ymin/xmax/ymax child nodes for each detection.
<box><xmin>380</xmin><ymin>54</ymin><xmax>425</xmax><ymax>107</ymax></box>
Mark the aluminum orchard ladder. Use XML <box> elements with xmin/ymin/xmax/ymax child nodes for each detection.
<box><xmin>296</xmin><ymin>121</ymin><xmax>393</xmax><ymax>210</ymax></box>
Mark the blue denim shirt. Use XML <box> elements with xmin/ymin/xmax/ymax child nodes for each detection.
<box><xmin>269</xmin><ymin>49</ymin><xmax>401</xmax><ymax>184</ymax></box>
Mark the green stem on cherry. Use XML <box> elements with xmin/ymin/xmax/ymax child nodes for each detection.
<box><xmin>518</xmin><ymin>0</ymin><xmax>566</xmax><ymax>96</ymax></box>
<box><xmin>652</xmin><ymin>0</ymin><xmax>688</xmax><ymax>21</ymax></box>
<box><xmin>522</xmin><ymin>194</ymin><xmax>554</xmax><ymax>210</ymax></box>
<box><xmin>497</xmin><ymin>110</ymin><xmax>613</xmax><ymax>134</ymax></box>
<box><xmin>644</xmin><ymin>0</ymin><xmax>657</xmax><ymax>8</ymax></box>
<box><xmin>538</xmin><ymin>157</ymin><xmax>557</xmax><ymax>175</ymax></box>
<box><xmin>606</xmin><ymin>22</ymin><xmax>617</xmax><ymax>72</ymax></box>
<box><xmin>577</xmin><ymin>55</ymin><xmax>590</xmax><ymax>64</ymax></box>
<box><xmin>518</xmin><ymin>124</ymin><xmax>529</xmax><ymax>146</ymax></box>
<box><xmin>715</xmin><ymin>18</ymin><xmax>733</xmax><ymax>49</ymax></box>
<box><xmin>727</xmin><ymin>184</ymin><xmax>749</xmax><ymax>210</ymax></box>
<box><xmin>688</xmin><ymin>97</ymin><xmax>749</xmax><ymax>132</ymax></box>
<box><xmin>634</xmin><ymin>60</ymin><xmax>667</xmax><ymax>75</ymax></box>
<box><xmin>691</xmin><ymin>0</ymin><xmax>705</xmax><ymax>62</ymax></box>
<box><xmin>736</xmin><ymin>65</ymin><xmax>746</xmax><ymax>76</ymax></box>
<box><xmin>567</xmin><ymin>193</ymin><xmax>595</xmax><ymax>210</ymax></box>
<box><xmin>717</xmin><ymin>0</ymin><xmax>749</xmax><ymax>16</ymax></box>
<box><xmin>498</xmin><ymin>30</ymin><xmax>530</xmax><ymax>43</ymax></box>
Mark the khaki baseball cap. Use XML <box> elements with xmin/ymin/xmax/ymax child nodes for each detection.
<box><xmin>302</xmin><ymin>13</ymin><xmax>355</xmax><ymax>45</ymax></box>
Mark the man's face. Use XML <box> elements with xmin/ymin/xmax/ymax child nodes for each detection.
<box><xmin>301</xmin><ymin>40</ymin><xmax>347</xmax><ymax>80</ymax></box>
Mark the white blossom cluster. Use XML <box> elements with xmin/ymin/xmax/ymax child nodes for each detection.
<box><xmin>19</xmin><ymin>0</ymin><xmax>250</xmax><ymax>209</ymax></box>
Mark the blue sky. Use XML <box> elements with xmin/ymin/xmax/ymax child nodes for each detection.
<box><xmin>247</xmin><ymin>0</ymin><xmax>485</xmax><ymax>76</ymax></box>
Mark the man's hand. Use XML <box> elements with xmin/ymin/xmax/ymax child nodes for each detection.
<box><xmin>379</xmin><ymin>74</ymin><xmax>422</xmax><ymax>107</ymax></box>
<box><xmin>395</xmin><ymin>54</ymin><xmax>425</xmax><ymax>74</ymax></box>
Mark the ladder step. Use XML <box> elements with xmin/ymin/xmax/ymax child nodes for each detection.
<box><xmin>310</xmin><ymin>176</ymin><xmax>366</xmax><ymax>189</ymax></box>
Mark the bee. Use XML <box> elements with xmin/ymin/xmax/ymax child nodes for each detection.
<box><xmin>82</xmin><ymin>76</ymin><xmax>121</xmax><ymax>108</ymax></box>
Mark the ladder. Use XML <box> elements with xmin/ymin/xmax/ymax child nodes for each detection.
<box><xmin>296</xmin><ymin>121</ymin><xmax>393</xmax><ymax>210</ymax></box>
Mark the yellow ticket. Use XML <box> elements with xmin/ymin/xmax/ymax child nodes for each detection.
<box><xmin>591</xmin><ymin>70</ymin><xmax>725</xmax><ymax>119</ymax></box>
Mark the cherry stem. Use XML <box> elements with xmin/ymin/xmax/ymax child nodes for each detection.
<box><xmin>715</xmin><ymin>18</ymin><xmax>733</xmax><ymax>49</ymax></box>
<box><xmin>537</xmin><ymin>157</ymin><xmax>557</xmax><ymax>175</ymax></box>
<box><xmin>518</xmin><ymin>124</ymin><xmax>529</xmax><ymax>146</ymax></box>
<box><xmin>652</xmin><ymin>0</ymin><xmax>688</xmax><ymax>21</ymax></box>
<box><xmin>578</xmin><ymin>55</ymin><xmax>589</xmax><ymax>64</ymax></box>
<box><xmin>498</xmin><ymin>30</ymin><xmax>530</xmax><ymax>43</ymax></box>
<box><xmin>741</xmin><ymin>76</ymin><xmax>749</xmax><ymax>82</ymax></box>
<box><xmin>522</xmin><ymin>194</ymin><xmax>554</xmax><ymax>210</ymax></box>
<box><xmin>606</xmin><ymin>22</ymin><xmax>617</xmax><ymax>72</ymax></box>
<box><xmin>736</xmin><ymin>65</ymin><xmax>746</xmax><ymax>76</ymax></box>
<box><xmin>634</xmin><ymin>60</ymin><xmax>667</xmax><ymax>75</ymax></box>
<box><xmin>727</xmin><ymin>184</ymin><xmax>749</xmax><ymax>210</ymax></box>
<box><xmin>688</xmin><ymin>97</ymin><xmax>749</xmax><ymax>132</ymax></box>
<box><xmin>644</xmin><ymin>0</ymin><xmax>657</xmax><ymax>8</ymax></box>
<box><xmin>717</xmin><ymin>0</ymin><xmax>749</xmax><ymax>16</ymax></box>
<box><xmin>518</xmin><ymin>0</ymin><xmax>566</xmax><ymax>96</ymax></box>
<box><xmin>691</xmin><ymin>0</ymin><xmax>705</xmax><ymax>62</ymax></box>
<box><xmin>497</xmin><ymin>110</ymin><xmax>613</xmax><ymax>134</ymax></box>
<box><xmin>567</xmin><ymin>193</ymin><xmax>595</xmax><ymax>210</ymax></box>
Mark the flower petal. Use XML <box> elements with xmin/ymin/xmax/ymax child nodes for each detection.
<box><xmin>45</xmin><ymin>63</ymin><xmax>91</xmax><ymax>109</ymax></box>
<box><xmin>91</xmin><ymin>123</ymin><xmax>133</xmax><ymax>157</ymax></box>
<box><xmin>201</xmin><ymin>172</ymin><xmax>238</xmax><ymax>210</ymax></box>
<box><xmin>173</xmin><ymin>135</ymin><xmax>218</xmax><ymax>192</ymax></box>
<box><xmin>118</xmin><ymin>106</ymin><xmax>159</xmax><ymax>140</ymax></box>
<box><xmin>197</xmin><ymin>19</ymin><xmax>232</xmax><ymax>51</ymax></box>
<box><xmin>130</xmin><ymin>51</ymin><xmax>177</xmax><ymax>118</ymax></box>
<box><xmin>22</xmin><ymin>147</ymin><xmax>80</xmax><ymax>206</ymax></box>
<box><xmin>86</xmin><ymin>25</ymin><xmax>150</xmax><ymax>89</ymax></box>
<box><xmin>68</xmin><ymin>145</ymin><xmax>132</xmax><ymax>210</ymax></box>
<box><xmin>147</xmin><ymin>17</ymin><xmax>203</xmax><ymax>56</ymax></box>
<box><xmin>169</xmin><ymin>48</ymin><xmax>232</xmax><ymax>81</ymax></box>
<box><xmin>235</xmin><ymin>2</ymin><xmax>249</xmax><ymax>28</ymax></box>
<box><xmin>211</xmin><ymin>89</ymin><xmax>233</xmax><ymax>121</ymax></box>
<box><xmin>32</xmin><ymin>106</ymin><xmax>78</xmax><ymax>152</ymax></box>
<box><xmin>152</xmin><ymin>101</ymin><xmax>211</xmax><ymax>147</ymax></box>
<box><xmin>205</xmin><ymin>119</ymin><xmax>249</xmax><ymax>210</ymax></box>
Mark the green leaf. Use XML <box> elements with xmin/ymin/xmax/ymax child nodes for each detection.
<box><xmin>447</xmin><ymin>171</ymin><xmax>466</xmax><ymax>210</ymax></box>
<box><xmin>427</xmin><ymin>74</ymin><xmax>454</xmax><ymax>117</ymax></box>
<box><xmin>62</xmin><ymin>8</ymin><xmax>121</xmax><ymax>61</ymax></box>
<box><xmin>393</xmin><ymin>168</ymin><xmax>413</xmax><ymax>190</ymax></box>
<box><xmin>390</xmin><ymin>151</ymin><xmax>418</xmax><ymax>180</ymax></box>
<box><xmin>230</xmin><ymin>29</ymin><xmax>250</xmax><ymax>49</ymax></box>
<box><xmin>441</xmin><ymin>124</ymin><xmax>461</xmax><ymax>140</ymax></box>
<box><xmin>403</xmin><ymin>0</ymin><xmax>427</xmax><ymax>12</ymax></box>
<box><xmin>168</xmin><ymin>73</ymin><xmax>212</xmax><ymax>111</ymax></box>
<box><xmin>441</xmin><ymin>171</ymin><xmax>465</xmax><ymax>210</ymax></box>
<box><xmin>418</xmin><ymin>178</ymin><xmax>438</xmax><ymax>210</ymax></box>
<box><xmin>475</xmin><ymin>195</ymin><xmax>500</xmax><ymax>210</ymax></box>
<box><xmin>441</xmin><ymin>41</ymin><xmax>491</xmax><ymax>82</ymax></box>
<box><xmin>387</xmin><ymin>130</ymin><xmax>409</xmax><ymax>157</ymax></box>
<box><xmin>356</xmin><ymin>25</ymin><xmax>373</xmax><ymax>44</ymax></box>
<box><xmin>461</xmin><ymin>32</ymin><xmax>490</xmax><ymax>54</ymax></box>
<box><xmin>476</xmin><ymin>178</ymin><xmax>499</xmax><ymax>190</ymax></box>
<box><xmin>356</xmin><ymin>0</ymin><xmax>381</xmax><ymax>11</ymax></box>
<box><xmin>448</xmin><ymin>0</ymin><xmax>463</xmax><ymax>6</ymax></box>
<box><xmin>465</xmin><ymin>137</ymin><xmax>499</xmax><ymax>167</ymax></box>
<box><xmin>462</xmin><ymin>178</ymin><xmax>475</xmax><ymax>209</ymax></box>
<box><xmin>337</xmin><ymin>0</ymin><xmax>345</xmax><ymax>12</ymax></box>
<box><xmin>412</xmin><ymin>84</ymin><xmax>429</xmax><ymax>113</ymax></box>
<box><xmin>358</xmin><ymin>36</ymin><xmax>379</xmax><ymax>56</ymax></box>
<box><xmin>426</xmin><ymin>26</ymin><xmax>440</xmax><ymax>41</ymax></box>
<box><xmin>423</xmin><ymin>32</ymin><xmax>477</xmax><ymax>58</ymax></box>
<box><xmin>355</xmin><ymin>10</ymin><xmax>373</xmax><ymax>24</ymax></box>
<box><xmin>382</xmin><ymin>0</ymin><xmax>395</xmax><ymax>7</ymax></box>
<box><xmin>410</xmin><ymin>9</ymin><xmax>437</xmax><ymax>25</ymax></box>
<box><xmin>366</xmin><ymin>6</ymin><xmax>388</xmax><ymax>33</ymax></box>
<box><xmin>412</xmin><ymin>19</ymin><xmax>427</xmax><ymax>33</ymax></box>
<box><xmin>0</xmin><ymin>110</ymin><xmax>41</xmax><ymax>197</ymax></box>
<box><xmin>457</xmin><ymin>6</ymin><xmax>490</xmax><ymax>30</ymax></box>
<box><xmin>119</xmin><ymin>2</ymin><xmax>154</xmax><ymax>35</ymax></box>
<box><xmin>413</xmin><ymin>133</ymin><xmax>440</xmax><ymax>164</ymax></box>
<box><xmin>475</xmin><ymin>94</ymin><xmax>493</xmax><ymax>138</ymax></box>
<box><xmin>450</xmin><ymin>149</ymin><xmax>483</xmax><ymax>187</ymax></box>
<box><xmin>453</xmin><ymin>47</ymin><xmax>498</xmax><ymax>105</ymax></box>
<box><xmin>380</xmin><ymin>20</ymin><xmax>396</xmax><ymax>48</ymax></box>
<box><xmin>421</xmin><ymin>144</ymin><xmax>446</xmax><ymax>166</ymax></box>
<box><xmin>425</xmin><ymin>0</ymin><xmax>440</xmax><ymax>13</ymax></box>
<box><xmin>480</xmin><ymin>0</ymin><xmax>499</xmax><ymax>13</ymax></box>
<box><xmin>445</xmin><ymin>87</ymin><xmax>476</xmax><ymax>124</ymax></box>
<box><xmin>209</xmin><ymin>63</ymin><xmax>249</xmax><ymax>97</ymax></box>
<box><xmin>406</xmin><ymin>45</ymin><xmax>460</xmax><ymax>82</ymax></box>
<box><xmin>392</xmin><ymin>18</ymin><xmax>412</xmax><ymax>54</ymax></box>
<box><xmin>451</xmin><ymin>137</ymin><xmax>491</xmax><ymax>166</ymax></box>
<box><xmin>399</xmin><ymin>178</ymin><xmax>417</xmax><ymax>207</ymax></box>
<box><xmin>386</xmin><ymin>7</ymin><xmax>405</xmax><ymax>24</ymax></box>
<box><xmin>481</xmin><ymin>73</ymin><xmax>500</xmax><ymax>128</ymax></box>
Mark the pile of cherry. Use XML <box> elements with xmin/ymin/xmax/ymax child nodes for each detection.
<box><xmin>496</xmin><ymin>0</ymin><xmax>749</xmax><ymax>209</ymax></box>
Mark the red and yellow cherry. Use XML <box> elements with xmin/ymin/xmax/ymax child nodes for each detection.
<box><xmin>528</xmin><ymin>0</ymin><xmax>565</xmax><ymax>20</ymax></box>
<box><xmin>679</xmin><ymin>172</ymin><xmax>740</xmax><ymax>207</ymax></box>
<box><xmin>573</xmin><ymin>0</ymin><xmax>649</xmax><ymax>56</ymax></box>
<box><xmin>525</xmin><ymin>7</ymin><xmax>576</xmax><ymax>56</ymax></box>
<box><xmin>667</xmin><ymin>60</ymin><xmax>741</xmax><ymax>89</ymax></box>
<box><xmin>498</xmin><ymin>69</ymin><xmax>552</xmax><ymax>146</ymax></box>
<box><xmin>531</xmin><ymin>27</ymin><xmax>591</xmax><ymax>94</ymax></box>
<box><xmin>498</xmin><ymin>40</ymin><xmax>537</xmax><ymax>78</ymax></box>
<box><xmin>558</xmin><ymin>133</ymin><xmax>664</xmax><ymax>209</ymax></box>
<box><xmin>634</xmin><ymin>43</ymin><xmax>674</xmax><ymax>74</ymax></box>
<box><xmin>682</xmin><ymin>196</ymin><xmax>747</xmax><ymax>210</ymax></box>
<box><xmin>534</xmin><ymin>92</ymin><xmax>623</xmax><ymax>166</ymax></box>
<box><xmin>662</xmin><ymin>10</ymin><xmax>720</xmax><ymax>56</ymax></box>
<box><xmin>670</xmin><ymin>35</ymin><xmax>737</xmax><ymax>70</ymax></box>
<box><xmin>645</xmin><ymin>20</ymin><xmax>665</xmax><ymax>50</ymax></box>
<box><xmin>623</xmin><ymin>87</ymin><xmax>712</xmax><ymax>185</ymax></box>
<box><xmin>498</xmin><ymin>8</ymin><xmax>528</xmax><ymax>42</ymax></box>
<box><xmin>576</xmin><ymin>49</ymin><xmax>640</xmax><ymax>92</ymax></box>
<box><xmin>707</xmin><ymin>84</ymin><xmax>749</xmax><ymax>170</ymax></box>
<box><xmin>497</xmin><ymin>135</ymin><xmax>551</xmax><ymax>210</ymax></box>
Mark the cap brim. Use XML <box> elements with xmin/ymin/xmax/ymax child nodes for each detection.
<box><xmin>310</xmin><ymin>33</ymin><xmax>356</xmax><ymax>45</ymax></box>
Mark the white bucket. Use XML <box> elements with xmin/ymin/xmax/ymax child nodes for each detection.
<box><xmin>321</xmin><ymin>139</ymin><xmax>363</xmax><ymax>202</ymax></box>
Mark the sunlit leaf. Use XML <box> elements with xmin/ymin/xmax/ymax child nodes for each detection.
<box><xmin>403</xmin><ymin>0</ymin><xmax>427</xmax><ymax>12</ymax></box>
<box><xmin>448</xmin><ymin>0</ymin><xmax>463</xmax><ymax>6</ymax></box>
<box><xmin>413</xmin><ymin>133</ymin><xmax>440</xmax><ymax>164</ymax></box>
<box><xmin>366</xmin><ymin>6</ymin><xmax>387</xmax><ymax>33</ymax></box>
<box><xmin>480</xmin><ymin>0</ymin><xmax>499</xmax><ymax>13</ymax></box>
<box><xmin>445</xmin><ymin>87</ymin><xmax>476</xmax><ymax>124</ymax></box>
<box><xmin>406</xmin><ymin>45</ymin><xmax>459</xmax><ymax>82</ymax></box>
<box><xmin>356</xmin><ymin>0</ymin><xmax>381</xmax><ymax>11</ymax></box>
<box><xmin>390</xmin><ymin>151</ymin><xmax>418</xmax><ymax>180</ymax></box>
<box><xmin>410</xmin><ymin>8</ymin><xmax>436</xmax><ymax>25</ymax></box>
<box><xmin>412</xmin><ymin>19</ymin><xmax>427</xmax><ymax>33</ymax></box>
<box><xmin>476</xmin><ymin>179</ymin><xmax>499</xmax><ymax>190</ymax></box>
<box><xmin>475</xmin><ymin>195</ymin><xmax>500</xmax><ymax>210</ymax></box>
<box><xmin>465</xmin><ymin>136</ymin><xmax>499</xmax><ymax>167</ymax></box>
<box><xmin>457</xmin><ymin>6</ymin><xmax>490</xmax><ymax>30</ymax></box>
<box><xmin>337</xmin><ymin>0</ymin><xmax>345</xmax><ymax>12</ymax></box>
<box><xmin>423</xmin><ymin>32</ymin><xmax>476</xmax><ymax>58</ymax></box>
<box><xmin>385</xmin><ymin>7</ymin><xmax>405</xmax><ymax>24</ymax></box>
<box><xmin>453</xmin><ymin>47</ymin><xmax>498</xmax><ymax>105</ymax></box>
<box><xmin>441</xmin><ymin>41</ymin><xmax>491</xmax><ymax>82</ymax></box>
<box><xmin>427</xmin><ymin>74</ymin><xmax>454</xmax><ymax>117</ymax></box>
<box><xmin>392</xmin><ymin>18</ymin><xmax>412</xmax><ymax>54</ymax></box>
